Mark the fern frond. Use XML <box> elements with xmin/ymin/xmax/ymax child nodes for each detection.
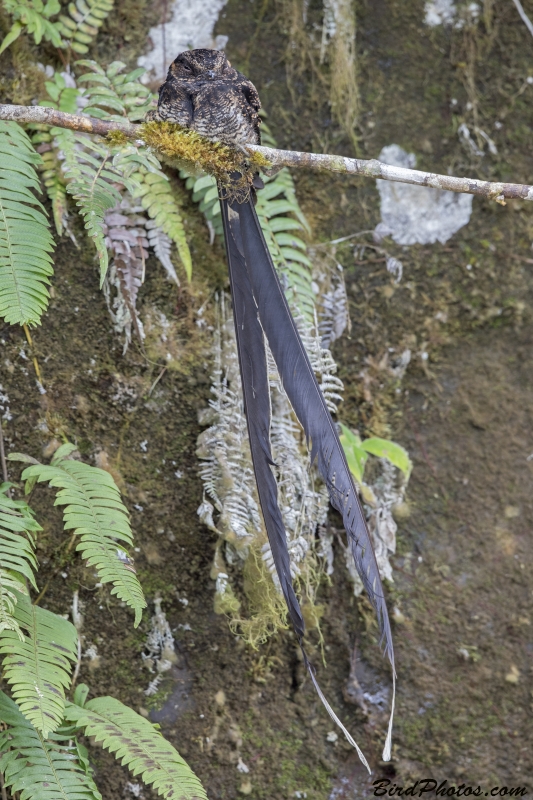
<box><xmin>31</xmin><ymin>72</ymin><xmax>81</xmax><ymax>236</ymax></box>
<box><xmin>56</xmin><ymin>0</ymin><xmax>114</xmax><ymax>54</ymax></box>
<box><xmin>255</xmin><ymin>172</ymin><xmax>315</xmax><ymax>324</ymax></box>
<box><xmin>0</xmin><ymin>691</ymin><xmax>102</xmax><ymax>800</ymax></box>
<box><xmin>56</xmin><ymin>127</ymin><xmax>120</xmax><ymax>281</ymax></box>
<box><xmin>180</xmin><ymin>172</ymin><xmax>223</xmax><ymax>238</ymax></box>
<box><xmin>59</xmin><ymin>131</ymin><xmax>160</xmax><ymax>283</ymax></box>
<box><xmin>49</xmin><ymin>62</ymin><xmax>159</xmax><ymax>281</ymax></box>
<box><xmin>0</xmin><ymin>0</ymin><xmax>62</xmax><ymax>55</ymax></box>
<box><xmin>0</xmin><ymin>482</ymin><xmax>41</xmax><ymax>640</ymax></box>
<box><xmin>77</xmin><ymin>60</ymin><xmax>153</xmax><ymax>121</ymax></box>
<box><xmin>0</xmin><ymin>120</ymin><xmax>55</xmax><ymax>326</ymax></box>
<box><xmin>315</xmin><ymin>257</ymin><xmax>350</xmax><ymax>347</ymax></box>
<box><xmin>14</xmin><ymin>447</ymin><xmax>146</xmax><ymax>625</ymax></box>
<box><xmin>145</xmin><ymin>220</ymin><xmax>180</xmax><ymax>285</ymax></box>
<box><xmin>134</xmin><ymin>170</ymin><xmax>192</xmax><ymax>280</ymax></box>
<box><xmin>65</xmin><ymin>696</ymin><xmax>208</xmax><ymax>800</ymax></box>
<box><xmin>181</xmin><ymin>164</ymin><xmax>314</xmax><ymax>318</ymax></box>
<box><xmin>104</xmin><ymin>199</ymin><xmax>148</xmax><ymax>348</ymax></box>
<box><xmin>0</xmin><ymin>591</ymin><xmax>78</xmax><ymax>735</ymax></box>
<box><xmin>74</xmin><ymin>60</ymin><xmax>188</xmax><ymax>281</ymax></box>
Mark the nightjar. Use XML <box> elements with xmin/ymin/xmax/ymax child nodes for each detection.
<box><xmin>149</xmin><ymin>47</ymin><xmax>395</xmax><ymax>770</ymax></box>
<box><xmin>154</xmin><ymin>48</ymin><xmax>261</xmax><ymax>147</ymax></box>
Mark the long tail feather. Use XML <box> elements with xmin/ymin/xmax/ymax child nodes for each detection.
<box><xmin>220</xmin><ymin>187</ymin><xmax>395</xmax><ymax>766</ymax></box>
<box><xmin>235</xmin><ymin>195</ymin><xmax>394</xmax><ymax>669</ymax></box>
<box><xmin>220</xmin><ymin>196</ymin><xmax>304</xmax><ymax>637</ymax></box>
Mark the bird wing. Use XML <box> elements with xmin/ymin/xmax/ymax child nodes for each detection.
<box><xmin>157</xmin><ymin>80</ymin><xmax>193</xmax><ymax>126</ymax></box>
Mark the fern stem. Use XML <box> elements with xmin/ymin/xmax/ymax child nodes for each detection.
<box><xmin>32</xmin><ymin>533</ymin><xmax>76</xmax><ymax>606</ymax></box>
<box><xmin>22</xmin><ymin>324</ymin><xmax>33</xmax><ymax>349</ymax></box>
<box><xmin>70</xmin><ymin>635</ymin><xmax>82</xmax><ymax>690</ymax></box>
<box><xmin>0</xmin><ymin>764</ymin><xmax>7</xmax><ymax>800</ymax></box>
<box><xmin>0</xmin><ymin>422</ymin><xmax>8</xmax><ymax>485</ymax></box>
<box><xmin>36</xmin><ymin>730</ymin><xmax>72</xmax><ymax>800</ymax></box>
<box><xmin>22</xmin><ymin>325</ymin><xmax>44</xmax><ymax>388</ymax></box>
<box><xmin>89</xmin><ymin>153</ymin><xmax>110</xmax><ymax>197</ymax></box>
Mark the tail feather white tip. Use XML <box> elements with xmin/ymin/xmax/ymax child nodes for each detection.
<box><xmin>382</xmin><ymin>670</ymin><xmax>396</xmax><ymax>762</ymax></box>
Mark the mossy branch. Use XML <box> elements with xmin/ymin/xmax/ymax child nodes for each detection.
<box><xmin>1</xmin><ymin>104</ymin><xmax>533</xmax><ymax>202</ymax></box>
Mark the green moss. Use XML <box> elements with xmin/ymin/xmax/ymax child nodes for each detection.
<box><xmin>275</xmin><ymin>756</ymin><xmax>331</xmax><ymax>799</ymax></box>
<box><xmin>144</xmin><ymin>676</ymin><xmax>174</xmax><ymax>711</ymax></box>
<box><xmin>106</xmin><ymin>129</ymin><xmax>129</xmax><ymax>148</ymax></box>
<box><xmin>136</xmin><ymin>569</ymin><xmax>177</xmax><ymax>599</ymax></box>
<box><xmin>240</xmin><ymin>712</ymin><xmax>332</xmax><ymax>800</ymax></box>
<box><xmin>140</xmin><ymin>121</ymin><xmax>270</xmax><ymax>186</ymax></box>
<box><xmin>214</xmin><ymin>580</ymin><xmax>241</xmax><ymax>615</ymax></box>
<box><xmin>228</xmin><ymin>541</ymin><xmax>288</xmax><ymax>647</ymax></box>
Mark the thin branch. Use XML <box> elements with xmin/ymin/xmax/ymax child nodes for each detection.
<box><xmin>0</xmin><ymin>104</ymin><xmax>139</xmax><ymax>138</ymax></box>
<box><xmin>1</xmin><ymin>104</ymin><xmax>533</xmax><ymax>202</ymax></box>
<box><xmin>247</xmin><ymin>143</ymin><xmax>533</xmax><ymax>202</ymax></box>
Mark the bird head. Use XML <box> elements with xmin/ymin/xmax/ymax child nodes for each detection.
<box><xmin>169</xmin><ymin>49</ymin><xmax>233</xmax><ymax>80</ymax></box>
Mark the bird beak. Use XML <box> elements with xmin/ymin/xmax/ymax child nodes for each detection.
<box><xmin>208</xmin><ymin>70</ymin><xmax>216</xmax><ymax>79</ymax></box>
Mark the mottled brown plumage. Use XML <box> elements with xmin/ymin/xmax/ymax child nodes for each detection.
<box><xmin>155</xmin><ymin>49</ymin><xmax>261</xmax><ymax>147</ymax></box>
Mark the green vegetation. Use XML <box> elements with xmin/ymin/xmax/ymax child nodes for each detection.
<box><xmin>0</xmin><ymin>0</ymin><xmax>115</xmax><ymax>56</ymax></box>
<box><xmin>0</xmin><ymin>451</ymin><xmax>206</xmax><ymax>798</ymax></box>
<box><xmin>339</xmin><ymin>423</ymin><xmax>412</xmax><ymax>484</ymax></box>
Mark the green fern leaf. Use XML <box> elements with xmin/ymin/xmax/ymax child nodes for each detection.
<box><xmin>65</xmin><ymin>697</ymin><xmax>208</xmax><ymax>800</ymax></box>
<box><xmin>29</xmin><ymin>72</ymin><xmax>81</xmax><ymax>236</ymax></box>
<box><xmin>267</xmin><ymin>217</ymin><xmax>303</xmax><ymax>233</ymax></box>
<box><xmin>181</xmin><ymin>171</ymin><xmax>224</xmax><ymax>238</ymax></box>
<box><xmin>49</xmin><ymin>62</ymin><xmax>159</xmax><ymax>281</ymax></box>
<box><xmin>0</xmin><ymin>482</ymin><xmax>41</xmax><ymax>640</ymax></box>
<box><xmin>0</xmin><ymin>591</ymin><xmax>78</xmax><ymax>736</ymax></box>
<box><xmin>0</xmin><ymin>0</ymin><xmax>62</xmax><ymax>54</ymax></box>
<box><xmin>56</xmin><ymin>128</ymin><xmax>124</xmax><ymax>283</ymax></box>
<box><xmin>14</xmin><ymin>451</ymin><xmax>146</xmax><ymax>626</ymax></box>
<box><xmin>278</xmin><ymin>246</ymin><xmax>312</xmax><ymax>266</ymax></box>
<box><xmin>134</xmin><ymin>170</ymin><xmax>192</xmax><ymax>280</ymax></box>
<box><xmin>0</xmin><ymin>120</ymin><xmax>55</xmax><ymax>326</ymax></box>
<box><xmin>0</xmin><ymin>691</ymin><xmax>102</xmax><ymax>800</ymax></box>
<box><xmin>77</xmin><ymin>60</ymin><xmax>153</xmax><ymax>122</ymax></box>
<box><xmin>272</xmin><ymin>231</ymin><xmax>308</xmax><ymax>249</ymax></box>
<box><xmin>56</xmin><ymin>0</ymin><xmax>114</xmax><ymax>54</ymax></box>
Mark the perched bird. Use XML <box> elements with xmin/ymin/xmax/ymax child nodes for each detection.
<box><xmin>156</xmin><ymin>49</ymin><xmax>261</xmax><ymax>147</ymax></box>
<box><xmin>154</xmin><ymin>48</ymin><xmax>395</xmax><ymax>768</ymax></box>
